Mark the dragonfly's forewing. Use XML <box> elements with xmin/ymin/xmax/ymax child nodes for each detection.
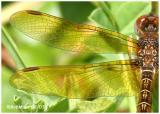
<box><xmin>10</xmin><ymin>60</ymin><xmax>140</xmax><ymax>98</ymax></box>
<box><xmin>10</xmin><ymin>10</ymin><xmax>137</xmax><ymax>54</ymax></box>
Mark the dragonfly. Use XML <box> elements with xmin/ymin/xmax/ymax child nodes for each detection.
<box><xmin>10</xmin><ymin>10</ymin><xmax>158</xmax><ymax>112</ymax></box>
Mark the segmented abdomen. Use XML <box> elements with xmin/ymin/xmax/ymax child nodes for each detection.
<box><xmin>137</xmin><ymin>39</ymin><xmax>158</xmax><ymax>112</ymax></box>
<box><xmin>137</xmin><ymin>68</ymin><xmax>154</xmax><ymax>112</ymax></box>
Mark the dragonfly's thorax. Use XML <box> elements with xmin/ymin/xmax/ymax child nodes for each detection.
<box><xmin>137</xmin><ymin>38</ymin><xmax>158</xmax><ymax>68</ymax></box>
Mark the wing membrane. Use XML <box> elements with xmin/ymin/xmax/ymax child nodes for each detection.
<box><xmin>10</xmin><ymin>60</ymin><xmax>140</xmax><ymax>98</ymax></box>
<box><xmin>10</xmin><ymin>10</ymin><xmax>137</xmax><ymax>54</ymax></box>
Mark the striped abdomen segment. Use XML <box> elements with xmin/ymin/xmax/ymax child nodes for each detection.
<box><xmin>137</xmin><ymin>68</ymin><xmax>154</xmax><ymax>112</ymax></box>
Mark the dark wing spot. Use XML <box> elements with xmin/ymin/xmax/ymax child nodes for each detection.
<box><xmin>26</xmin><ymin>10</ymin><xmax>42</xmax><ymax>15</ymax></box>
<box><xmin>23</xmin><ymin>67</ymin><xmax>40</xmax><ymax>72</ymax></box>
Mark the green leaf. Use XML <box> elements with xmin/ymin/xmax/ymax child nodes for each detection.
<box><xmin>47</xmin><ymin>98</ymin><xmax>69</xmax><ymax>112</ymax></box>
<box><xmin>152</xmin><ymin>75</ymin><xmax>158</xmax><ymax>112</ymax></box>
<box><xmin>35</xmin><ymin>100</ymin><xmax>45</xmax><ymax>112</ymax></box>
<box><xmin>89</xmin><ymin>8</ymin><xmax>116</xmax><ymax>31</ymax></box>
<box><xmin>14</xmin><ymin>96</ymin><xmax>22</xmax><ymax>106</ymax></box>
<box><xmin>77</xmin><ymin>97</ymin><xmax>123</xmax><ymax>112</ymax></box>
<box><xmin>89</xmin><ymin>2</ymin><xmax>151</xmax><ymax>34</ymax></box>
<box><xmin>22</xmin><ymin>104</ymin><xmax>34</xmax><ymax>112</ymax></box>
<box><xmin>59</xmin><ymin>2</ymin><xmax>95</xmax><ymax>23</ymax></box>
<box><xmin>69</xmin><ymin>108</ymin><xmax>79</xmax><ymax>112</ymax></box>
<box><xmin>103</xmin><ymin>96</ymin><xmax>124</xmax><ymax>112</ymax></box>
<box><xmin>2</xmin><ymin>66</ymin><xmax>19</xmax><ymax>112</ymax></box>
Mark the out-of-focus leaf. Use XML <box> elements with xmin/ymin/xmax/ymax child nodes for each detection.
<box><xmin>152</xmin><ymin>73</ymin><xmax>158</xmax><ymax>112</ymax></box>
<box><xmin>59</xmin><ymin>2</ymin><xmax>95</xmax><ymax>23</ymax></box>
<box><xmin>2</xmin><ymin>66</ymin><xmax>19</xmax><ymax>112</ymax></box>
<box><xmin>89</xmin><ymin>8</ymin><xmax>115</xmax><ymax>31</ymax></box>
<box><xmin>89</xmin><ymin>2</ymin><xmax>151</xmax><ymax>34</ymax></box>
<box><xmin>22</xmin><ymin>104</ymin><xmax>34</xmax><ymax>112</ymax></box>
<box><xmin>13</xmin><ymin>96</ymin><xmax>33</xmax><ymax>112</ymax></box>
<box><xmin>69</xmin><ymin>53</ymin><xmax>106</xmax><ymax>65</ymax></box>
<box><xmin>77</xmin><ymin>97</ymin><xmax>122</xmax><ymax>112</ymax></box>
<box><xmin>35</xmin><ymin>100</ymin><xmax>45</xmax><ymax>112</ymax></box>
<box><xmin>103</xmin><ymin>96</ymin><xmax>124</xmax><ymax>112</ymax></box>
<box><xmin>47</xmin><ymin>98</ymin><xmax>69</xmax><ymax>112</ymax></box>
<box><xmin>2</xmin><ymin>2</ymin><xmax>12</xmax><ymax>8</ymax></box>
<box><xmin>69</xmin><ymin>108</ymin><xmax>79</xmax><ymax>112</ymax></box>
<box><xmin>14</xmin><ymin>96</ymin><xmax>22</xmax><ymax>105</ymax></box>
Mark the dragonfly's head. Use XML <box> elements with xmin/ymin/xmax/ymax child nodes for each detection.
<box><xmin>135</xmin><ymin>15</ymin><xmax>158</xmax><ymax>39</ymax></box>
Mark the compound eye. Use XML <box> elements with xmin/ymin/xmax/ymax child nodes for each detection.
<box><xmin>153</xmin><ymin>19</ymin><xmax>159</xmax><ymax>32</ymax></box>
<box><xmin>140</xmin><ymin>17</ymin><xmax>149</xmax><ymax>31</ymax></box>
<box><xmin>135</xmin><ymin>16</ymin><xmax>149</xmax><ymax>32</ymax></box>
<box><xmin>153</xmin><ymin>25</ymin><xmax>158</xmax><ymax>31</ymax></box>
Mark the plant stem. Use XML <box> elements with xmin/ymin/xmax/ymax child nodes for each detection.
<box><xmin>2</xmin><ymin>26</ymin><xmax>26</xmax><ymax>69</ymax></box>
<box><xmin>151</xmin><ymin>1</ymin><xmax>158</xmax><ymax>15</ymax></box>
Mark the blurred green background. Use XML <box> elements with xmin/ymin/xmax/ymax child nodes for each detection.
<box><xmin>2</xmin><ymin>1</ymin><xmax>158</xmax><ymax>112</ymax></box>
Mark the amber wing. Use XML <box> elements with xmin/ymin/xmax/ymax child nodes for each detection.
<box><xmin>10</xmin><ymin>10</ymin><xmax>137</xmax><ymax>54</ymax></box>
<box><xmin>10</xmin><ymin>60</ymin><xmax>140</xmax><ymax>98</ymax></box>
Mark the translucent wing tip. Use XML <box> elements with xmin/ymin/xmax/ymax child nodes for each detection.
<box><xmin>10</xmin><ymin>10</ymin><xmax>39</xmax><ymax>25</ymax></box>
